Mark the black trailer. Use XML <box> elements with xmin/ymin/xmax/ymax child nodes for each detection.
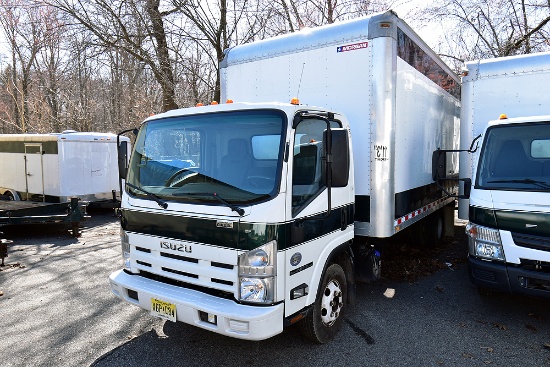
<box><xmin>0</xmin><ymin>197</ymin><xmax>88</xmax><ymax>237</ymax></box>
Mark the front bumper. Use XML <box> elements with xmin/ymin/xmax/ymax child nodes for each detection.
<box><xmin>468</xmin><ymin>256</ymin><xmax>550</xmax><ymax>298</ymax></box>
<box><xmin>109</xmin><ymin>269</ymin><xmax>284</xmax><ymax>340</ymax></box>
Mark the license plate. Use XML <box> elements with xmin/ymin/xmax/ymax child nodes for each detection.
<box><xmin>151</xmin><ymin>298</ymin><xmax>177</xmax><ymax>322</ymax></box>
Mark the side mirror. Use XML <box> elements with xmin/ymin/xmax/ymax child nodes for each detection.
<box><xmin>432</xmin><ymin>150</ymin><xmax>447</xmax><ymax>181</ymax></box>
<box><xmin>118</xmin><ymin>140</ymin><xmax>129</xmax><ymax>179</ymax></box>
<box><xmin>330</xmin><ymin>129</ymin><xmax>350</xmax><ymax>187</ymax></box>
<box><xmin>323</xmin><ymin>128</ymin><xmax>349</xmax><ymax>188</ymax></box>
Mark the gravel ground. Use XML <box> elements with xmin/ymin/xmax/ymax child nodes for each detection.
<box><xmin>0</xmin><ymin>212</ymin><xmax>163</xmax><ymax>367</ymax></box>
<box><xmin>1</xmin><ymin>211</ymin><xmax>548</xmax><ymax>367</ymax></box>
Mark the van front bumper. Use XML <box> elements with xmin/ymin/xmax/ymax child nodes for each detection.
<box><xmin>468</xmin><ymin>256</ymin><xmax>550</xmax><ymax>298</ymax></box>
<box><xmin>109</xmin><ymin>269</ymin><xmax>284</xmax><ymax>340</ymax></box>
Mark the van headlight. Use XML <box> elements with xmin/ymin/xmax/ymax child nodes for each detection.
<box><xmin>121</xmin><ymin>228</ymin><xmax>132</xmax><ymax>271</ymax></box>
<box><xmin>466</xmin><ymin>222</ymin><xmax>505</xmax><ymax>261</ymax></box>
<box><xmin>238</xmin><ymin>240</ymin><xmax>276</xmax><ymax>304</ymax></box>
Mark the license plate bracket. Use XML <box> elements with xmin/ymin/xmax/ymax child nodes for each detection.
<box><xmin>151</xmin><ymin>298</ymin><xmax>177</xmax><ymax>322</ymax></box>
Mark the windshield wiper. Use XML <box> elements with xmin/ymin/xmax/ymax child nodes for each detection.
<box><xmin>126</xmin><ymin>182</ymin><xmax>168</xmax><ymax>209</ymax></box>
<box><xmin>487</xmin><ymin>179</ymin><xmax>550</xmax><ymax>189</ymax></box>
<box><xmin>176</xmin><ymin>192</ymin><xmax>244</xmax><ymax>216</ymax></box>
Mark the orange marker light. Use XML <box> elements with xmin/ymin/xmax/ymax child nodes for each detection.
<box><xmin>226</xmin><ymin>99</ymin><xmax>234</xmax><ymax>104</ymax></box>
<box><xmin>290</xmin><ymin>97</ymin><xmax>300</xmax><ymax>105</ymax></box>
<box><xmin>196</xmin><ymin>102</ymin><xmax>204</xmax><ymax>107</ymax></box>
<box><xmin>211</xmin><ymin>101</ymin><xmax>218</xmax><ymax>105</ymax></box>
<box><xmin>499</xmin><ymin>114</ymin><xmax>508</xmax><ymax>120</ymax></box>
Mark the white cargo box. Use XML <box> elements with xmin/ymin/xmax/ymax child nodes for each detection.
<box><xmin>221</xmin><ymin>11</ymin><xmax>461</xmax><ymax>237</ymax></box>
<box><xmin>0</xmin><ymin>131</ymin><xmax>130</xmax><ymax>203</ymax></box>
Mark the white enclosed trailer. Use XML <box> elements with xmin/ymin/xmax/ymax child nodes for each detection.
<box><xmin>0</xmin><ymin>131</ymin><xmax>130</xmax><ymax>205</ymax></box>
<box><xmin>110</xmin><ymin>11</ymin><xmax>461</xmax><ymax>343</ymax></box>
<box><xmin>451</xmin><ymin>52</ymin><xmax>550</xmax><ymax>297</ymax></box>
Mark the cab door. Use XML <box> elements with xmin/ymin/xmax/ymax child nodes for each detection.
<box><xmin>284</xmin><ymin>115</ymin><xmax>354</xmax><ymax>318</ymax></box>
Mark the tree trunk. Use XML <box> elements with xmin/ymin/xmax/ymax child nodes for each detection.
<box><xmin>146</xmin><ymin>0</ymin><xmax>178</xmax><ymax>112</ymax></box>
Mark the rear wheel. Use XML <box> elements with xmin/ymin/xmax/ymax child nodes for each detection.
<box><xmin>300</xmin><ymin>263</ymin><xmax>347</xmax><ymax>343</ymax></box>
<box><xmin>410</xmin><ymin>210</ymin><xmax>443</xmax><ymax>247</ymax></box>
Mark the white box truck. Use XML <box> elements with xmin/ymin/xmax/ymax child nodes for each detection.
<box><xmin>437</xmin><ymin>52</ymin><xmax>550</xmax><ymax>297</ymax></box>
<box><xmin>0</xmin><ymin>131</ymin><xmax>130</xmax><ymax>206</ymax></box>
<box><xmin>109</xmin><ymin>11</ymin><xmax>460</xmax><ymax>342</ymax></box>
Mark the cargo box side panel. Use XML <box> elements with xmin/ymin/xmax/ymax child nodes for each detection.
<box><xmin>459</xmin><ymin>53</ymin><xmax>550</xmax><ymax>218</ymax></box>
<box><xmin>394</xmin><ymin>52</ymin><xmax>460</xmax><ymax>227</ymax></box>
<box><xmin>465</xmin><ymin>65</ymin><xmax>550</xmax><ymax>179</ymax></box>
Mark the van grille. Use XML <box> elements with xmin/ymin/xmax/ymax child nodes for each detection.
<box><xmin>512</xmin><ymin>233</ymin><xmax>550</xmax><ymax>252</ymax></box>
<box><xmin>132</xmin><ymin>242</ymin><xmax>237</xmax><ymax>298</ymax></box>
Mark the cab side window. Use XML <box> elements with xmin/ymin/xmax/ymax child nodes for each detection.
<box><xmin>292</xmin><ymin>118</ymin><xmax>339</xmax><ymax>212</ymax></box>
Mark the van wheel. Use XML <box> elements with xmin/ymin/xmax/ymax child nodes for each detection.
<box><xmin>300</xmin><ymin>263</ymin><xmax>347</xmax><ymax>343</ymax></box>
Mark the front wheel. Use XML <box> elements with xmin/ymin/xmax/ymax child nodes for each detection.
<box><xmin>300</xmin><ymin>263</ymin><xmax>347</xmax><ymax>343</ymax></box>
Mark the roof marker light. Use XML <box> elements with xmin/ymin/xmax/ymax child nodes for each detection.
<box><xmin>196</xmin><ymin>102</ymin><xmax>204</xmax><ymax>107</ymax></box>
<box><xmin>290</xmin><ymin>97</ymin><xmax>300</xmax><ymax>105</ymax></box>
<box><xmin>226</xmin><ymin>99</ymin><xmax>234</xmax><ymax>104</ymax></box>
<box><xmin>211</xmin><ymin>101</ymin><xmax>218</xmax><ymax>105</ymax></box>
<box><xmin>499</xmin><ymin>114</ymin><xmax>508</xmax><ymax>120</ymax></box>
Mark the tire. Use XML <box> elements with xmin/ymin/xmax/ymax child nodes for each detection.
<box><xmin>3</xmin><ymin>190</ymin><xmax>21</xmax><ymax>201</ymax></box>
<box><xmin>433</xmin><ymin>211</ymin><xmax>443</xmax><ymax>243</ymax></box>
<box><xmin>300</xmin><ymin>263</ymin><xmax>347</xmax><ymax>343</ymax></box>
<box><xmin>410</xmin><ymin>211</ymin><xmax>443</xmax><ymax>247</ymax></box>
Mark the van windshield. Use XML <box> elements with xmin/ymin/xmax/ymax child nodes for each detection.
<box><xmin>475</xmin><ymin>122</ymin><xmax>550</xmax><ymax>191</ymax></box>
<box><xmin>126</xmin><ymin>109</ymin><xmax>286</xmax><ymax>204</ymax></box>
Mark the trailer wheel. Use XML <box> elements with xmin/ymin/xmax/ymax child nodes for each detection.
<box><xmin>3</xmin><ymin>190</ymin><xmax>20</xmax><ymax>201</ymax></box>
<box><xmin>300</xmin><ymin>263</ymin><xmax>347</xmax><ymax>344</ymax></box>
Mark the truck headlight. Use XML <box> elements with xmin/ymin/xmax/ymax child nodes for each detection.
<box><xmin>238</xmin><ymin>240</ymin><xmax>276</xmax><ymax>304</ymax></box>
<box><xmin>465</xmin><ymin>222</ymin><xmax>505</xmax><ymax>261</ymax></box>
<box><xmin>121</xmin><ymin>228</ymin><xmax>131</xmax><ymax>271</ymax></box>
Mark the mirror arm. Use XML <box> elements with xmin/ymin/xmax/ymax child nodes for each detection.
<box><xmin>434</xmin><ymin>176</ymin><xmax>471</xmax><ymax>199</ymax></box>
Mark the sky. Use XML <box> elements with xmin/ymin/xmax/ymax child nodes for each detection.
<box><xmin>391</xmin><ymin>0</ymin><xmax>437</xmax><ymax>45</ymax></box>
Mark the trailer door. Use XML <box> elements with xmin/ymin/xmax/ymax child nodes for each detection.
<box><xmin>24</xmin><ymin>143</ymin><xmax>45</xmax><ymax>201</ymax></box>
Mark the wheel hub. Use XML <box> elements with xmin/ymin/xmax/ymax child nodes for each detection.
<box><xmin>320</xmin><ymin>279</ymin><xmax>343</xmax><ymax>326</ymax></box>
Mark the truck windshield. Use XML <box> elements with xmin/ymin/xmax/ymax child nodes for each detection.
<box><xmin>476</xmin><ymin>122</ymin><xmax>550</xmax><ymax>191</ymax></box>
<box><xmin>127</xmin><ymin>109</ymin><xmax>286</xmax><ymax>204</ymax></box>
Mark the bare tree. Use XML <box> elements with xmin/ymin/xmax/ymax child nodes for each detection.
<box><xmin>419</xmin><ymin>0</ymin><xmax>550</xmax><ymax>60</ymax></box>
<box><xmin>171</xmin><ymin>0</ymin><xmax>271</xmax><ymax>102</ymax></box>
<box><xmin>0</xmin><ymin>0</ymin><xmax>45</xmax><ymax>132</ymax></box>
<box><xmin>33</xmin><ymin>5</ymin><xmax>65</xmax><ymax>132</ymax></box>
<box><xmin>48</xmin><ymin>0</ymin><xmax>179</xmax><ymax>112</ymax></box>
